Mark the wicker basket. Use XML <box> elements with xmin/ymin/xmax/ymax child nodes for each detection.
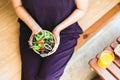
<box><xmin>31</xmin><ymin>30</ymin><xmax>56</xmax><ymax>57</ymax></box>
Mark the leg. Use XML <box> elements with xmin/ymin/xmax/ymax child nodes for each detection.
<box><xmin>36</xmin><ymin>34</ymin><xmax>79</xmax><ymax>80</ymax></box>
<box><xmin>20</xmin><ymin>27</ymin><xmax>42</xmax><ymax>80</ymax></box>
<box><xmin>20</xmin><ymin>49</ymin><xmax>42</xmax><ymax>80</ymax></box>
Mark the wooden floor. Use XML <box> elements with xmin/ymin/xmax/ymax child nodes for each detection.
<box><xmin>0</xmin><ymin>1</ymin><xmax>120</xmax><ymax>80</ymax></box>
<box><xmin>61</xmin><ymin>4</ymin><xmax>120</xmax><ymax>80</ymax></box>
<box><xmin>75</xmin><ymin>3</ymin><xmax>120</xmax><ymax>51</ymax></box>
<box><xmin>0</xmin><ymin>1</ymin><xmax>21</xmax><ymax>80</ymax></box>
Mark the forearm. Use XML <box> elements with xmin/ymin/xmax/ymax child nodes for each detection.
<box><xmin>54</xmin><ymin>0</ymin><xmax>88</xmax><ymax>33</ymax></box>
<box><xmin>15</xmin><ymin>6</ymin><xmax>41</xmax><ymax>31</ymax></box>
<box><xmin>11</xmin><ymin>0</ymin><xmax>42</xmax><ymax>32</ymax></box>
<box><xmin>54</xmin><ymin>9</ymin><xmax>86</xmax><ymax>32</ymax></box>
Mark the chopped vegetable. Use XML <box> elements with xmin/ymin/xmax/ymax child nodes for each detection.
<box><xmin>37</xmin><ymin>40</ymin><xmax>45</xmax><ymax>44</ymax></box>
<box><xmin>31</xmin><ymin>30</ymin><xmax>55</xmax><ymax>54</ymax></box>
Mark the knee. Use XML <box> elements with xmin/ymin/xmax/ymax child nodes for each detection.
<box><xmin>22</xmin><ymin>74</ymin><xmax>36</xmax><ymax>80</ymax></box>
<box><xmin>36</xmin><ymin>67</ymin><xmax>64</xmax><ymax>80</ymax></box>
<box><xmin>22</xmin><ymin>72</ymin><xmax>37</xmax><ymax>80</ymax></box>
<box><xmin>22</xmin><ymin>69</ymin><xmax>38</xmax><ymax>80</ymax></box>
<box><xmin>36</xmin><ymin>76</ymin><xmax>59</xmax><ymax>80</ymax></box>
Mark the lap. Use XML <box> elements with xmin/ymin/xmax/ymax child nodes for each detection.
<box><xmin>20</xmin><ymin>28</ymin><xmax>42</xmax><ymax>79</ymax></box>
<box><xmin>20</xmin><ymin>47</ymin><xmax>42</xmax><ymax>80</ymax></box>
<box><xmin>37</xmin><ymin>39</ymin><xmax>77</xmax><ymax>79</ymax></box>
<box><xmin>20</xmin><ymin>27</ymin><xmax>79</xmax><ymax>80</ymax></box>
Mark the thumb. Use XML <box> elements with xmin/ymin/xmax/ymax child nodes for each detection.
<box><xmin>51</xmin><ymin>39</ymin><xmax>60</xmax><ymax>53</ymax></box>
<box><xmin>28</xmin><ymin>34</ymin><xmax>33</xmax><ymax>48</ymax></box>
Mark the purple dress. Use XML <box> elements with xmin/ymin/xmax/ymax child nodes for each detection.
<box><xmin>19</xmin><ymin>0</ymin><xmax>83</xmax><ymax>80</ymax></box>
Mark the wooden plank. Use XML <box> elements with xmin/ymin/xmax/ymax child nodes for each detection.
<box><xmin>0</xmin><ymin>1</ymin><xmax>21</xmax><ymax>80</ymax></box>
<box><xmin>104</xmin><ymin>46</ymin><xmax>114</xmax><ymax>52</ymax></box>
<box><xmin>89</xmin><ymin>58</ymin><xmax>116</xmax><ymax>80</ymax></box>
<box><xmin>75</xmin><ymin>4</ymin><xmax>120</xmax><ymax>51</ymax></box>
<box><xmin>114</xmin><ymin>56</ymin><xmax>120</xmax><ymax>68</ymax></box>
<box><xmin>0</xmin><ymin>0</ymin><xmax>120</xmax><ymax>80</ymax></box>
<box><xmin>110</xmin><ymin>41</ymin><xmax>119</xmax><ymax>49</ymax></box>
<box><xmin>78</xmin><ymin>0</ymin><xmax>120</xmax><ymax>31</ymax></box>
<box><xmin>117</xmin><ymin>37</ymin><xmax>120</xmax><ymax>43</ymax></box>
<box><xmin>107</xmin><ymin>62</ymin><xmax>120</xmax><ymax>79</ymax></box>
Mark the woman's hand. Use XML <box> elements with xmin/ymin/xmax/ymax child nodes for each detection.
<box><xmin>28</xmin><ymin>27</ymin><xmax>42</xmax><ymax>48</ymax></box>
<box><xmin>44</xmin><ymin>28</ymin><xmax>60</xmax><ymax>57</ymax></box>
<box><xmin>52</xmin><ymin>29</ymin><xmax>60</xmax><ymax>53</ymax></box>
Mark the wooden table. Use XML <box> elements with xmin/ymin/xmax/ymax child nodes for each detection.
<box><xmin>89</xmin><ymin>37</ymin><xmax>120</xmax><ymax>80</ymax></box>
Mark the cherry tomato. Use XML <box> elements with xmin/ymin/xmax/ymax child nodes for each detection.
<box><xmin>37</xmin><ymin>40</ymin><xmax>45</xmax><ymax>44</ymax></box>
<box><xmin>40</xmin><ymin>46</ymin><xmax>45</xmax><ymax>50</ymax></box>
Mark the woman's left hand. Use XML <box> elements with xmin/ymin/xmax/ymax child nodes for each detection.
<box><xmin>45</xmin><ymin>28</ymin><xmax>60</xmax><ymax>56</ymax></box>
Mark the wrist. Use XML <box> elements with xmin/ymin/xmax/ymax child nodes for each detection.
<box><xmin>53</xmin><ymin>25</ymin><xmax>63</xmax><ymax>33</ymax></box>
<box><xmin>53</xmin><ymin>27</ymin><xmax>61</xmax><ymax>34</ymax></box>
<box><xmin>32</xmin><ymin>27</ymin><xmax>42</xmax><ymax>34</ymax></box>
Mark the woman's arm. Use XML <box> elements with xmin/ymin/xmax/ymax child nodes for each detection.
<box><xmin>51</xmin><ymin>0</ymin><xmax>88</xmax><ymax>55</ymax></box>
<box><xmin>53</xmin><ymin>0</ymin><xmax>88</xmax><ymax>33</ymax></box>
<box><xmin>11</xmin><ymin>0</ymin><xmax>42</xmax><ymax>33</ymax></box>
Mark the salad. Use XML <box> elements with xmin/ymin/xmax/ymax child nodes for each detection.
<box><xmin>31</xmin><ymin>30</ymin><xmax>55</xmax><ymax>55</ymax></box>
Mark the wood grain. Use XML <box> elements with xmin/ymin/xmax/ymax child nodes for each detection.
<box><xmin>0</xmin><ymin>0</ymin><xmax>120</xmax><ymax>80</ymax></box>
<box><xmin>107</xmin><ymin>62</ymin><xmax>120</xmax><ymax>79</ymax></box>
<box><xmin>78</xmin><ymin>0</ymin><xmax>120</xmax><ymax>31</ymax></box>
<box><xmin>0</xmin><ymin>1</ymin><xmax>21</xmax><ymax>80</ymax></box>
<box><xmin>89</xmin><ymin>58</ymin><xmax>116</xmax><ymax>80</ymax></box>
<box><xmin>89</xmin><ymin>37</ymin><xmax>120</xmax><ymax>80</ymax></box>
<box><xmin>75</xmin><ymin>4</ymin><xmax>120</xmax><ymax>51</ymax></box>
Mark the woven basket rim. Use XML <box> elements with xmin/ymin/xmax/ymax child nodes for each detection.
<box><xmin>31</xmin><ymin>30</ymin><xmax>56</xmax><ymax>55</ymax></box>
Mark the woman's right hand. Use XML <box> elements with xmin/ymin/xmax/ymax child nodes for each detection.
<box><xmin>42</xmin><ymin>28</ymin><xmax>60</xmax><ymax>57</ymax></box>
<box><xmin>28</xmin><ymin>27</ymin><xmax>42</xmax><ymax>48</ymax></box>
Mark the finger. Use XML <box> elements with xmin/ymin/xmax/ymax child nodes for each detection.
<box><xmin>40</xmin><ymin>41</ymin><xmax>59</xmax><ymax>57</ymax></box>
<box><xmin>40</xmin><ymin>53</ymin><xmax>48</xmax><ymax>57</ymax></box>
<box><xmin>52</xmin><ymin>35</ymin><xmax>60</xmax><ymax>52</ymax></box>
<box><xmin>40</xmin><ymin>51</ymin><xmax>53</xmax><ymax>57</ymax></box>
<box><xmin>29</xmin><ymin>34</ymin><xmax>33</xmax><ymax>41</ymax></box>
<box><xmin>28</xmin><ymin>35</ymin><xmax>33</xmax><ymax>48</ymax></box>
<box><xmin>47</xmin><ymin>50</ymin><xmax>55</xmax><ymax>57</ymax></box>
<box><xmin>28</xmin><ymin>40</ymin><xmax>32</xmax><ymax>48</ymax></box>
<box><xmin>51</xmin><ymin>43</ymin><xmax>59</xmax><ymax>53</ymax></box>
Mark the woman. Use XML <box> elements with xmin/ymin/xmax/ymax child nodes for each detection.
<box><xmin>11</xmin><ymin>0</ymin><xmax>88</xmax><ymax>80</ymax></box>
